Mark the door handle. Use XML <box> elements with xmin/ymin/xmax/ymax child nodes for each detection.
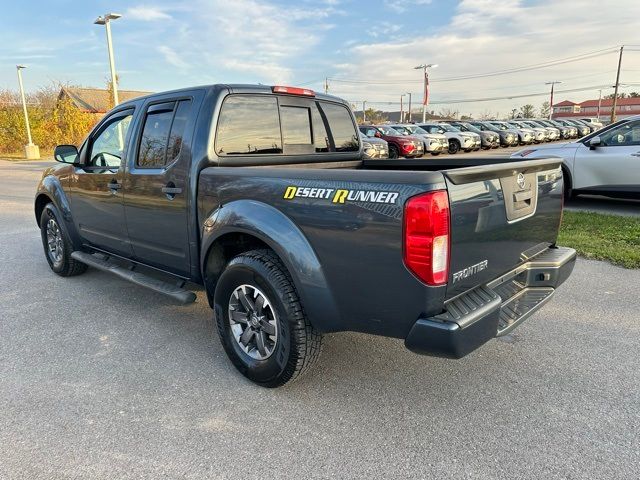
<box><xmin>162</xmin><ymin>182</ymin><xmax>182</xmax><ymax>199</ymax></box>
<box><xmin>108</xmin><ymin>179</ymin><xmax>122</xmax><ymax>191</ymax></box>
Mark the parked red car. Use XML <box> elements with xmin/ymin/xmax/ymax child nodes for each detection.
<box><xmin>359</xmin><ymin>125</ymin><xmax>424</xmax><ymax>158</ymax></box>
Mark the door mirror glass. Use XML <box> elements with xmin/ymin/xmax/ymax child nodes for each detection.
<box><xmin>589</xmin><ymin>136</ymin><xmax>601</xmax><ymax>149</ymax></box>
<box><xmin>54</xmin><ymin>145</ymin><xmax>79</xmax><ymax>164</ymax></box>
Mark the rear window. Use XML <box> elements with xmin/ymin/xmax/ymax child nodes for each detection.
<box><xmin>215</xmin><ymin>95</ymin><xmax>359</xmax><ymax>156</ymax></box>
<box><xmin>216</xmin><ymin>96</ymin><xmax>282</xmax><ymax>155</ymax></box>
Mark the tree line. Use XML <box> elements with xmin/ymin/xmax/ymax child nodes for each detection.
<box><xmin>0</xmin><ymin>84</ymin><xmax>97</xmax><ymax>154</ymax></box>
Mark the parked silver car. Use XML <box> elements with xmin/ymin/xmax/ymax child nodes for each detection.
<box><xmin>511</xmin><ymin>120</ymin><xmax>548</xmax><ymax>143</ymax></box>
<box><xmin>447</xmin><ymin>121</ymin><xmax>500</xmax><ymax>149</ymax></box>
<box><xmin>360</xmin><ymin>132</ymin><xmax>389</xmax><ymax>159</ymax></box>
<box><xmin>469</xmin><ymin>121</ymin><xmax>519</xmax><ymax>147</ymax></box>
<box><xmin>512</xmin><ymin>115</ymin><xmax>640</xmax><ymax>199</ymax></box>
<box><xmin>555</xmin><ymin>119</ymin><xmax>590</xmax><ymax>137</ymax></box>
<box><xmin>503</xmin><ymin>121</ymin><xmax>536</xmax><ymax>144</ymax></box>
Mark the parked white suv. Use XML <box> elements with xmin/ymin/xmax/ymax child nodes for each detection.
<box><xmin>511</xmin><ymin>115</ymin><xmax>640</xmax><ymax>199</ymax></box>
<box><xmin>418</xmin><ymin>122</ymin><xmax>480</xmax><ymax>154</ymax></box>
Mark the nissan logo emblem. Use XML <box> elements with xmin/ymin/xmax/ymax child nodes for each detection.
<box><xmin>516</xmin><ymin>173</ymin><xmax>526</xmax><ymax>189</ymax></box>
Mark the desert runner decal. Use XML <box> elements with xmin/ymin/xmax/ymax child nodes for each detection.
<box><xmin>283</xmin><ymin>186</ymin><xmax>399</xmax><ymax>205</ymax></box>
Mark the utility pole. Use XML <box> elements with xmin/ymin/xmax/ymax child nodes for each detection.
<box><xmin>545</xmin><ymin>81</ymin><xmax>561</xmax><ymax>119</ymax></box>
<box><xmin>95</xmin><ymin>13</ymin><xmax>122</xmax><ymax>107</ymax></box>
<box><xmin>610</xmin><ymin>45</ymin><xmax>624</xmax><ymax>123</ymax></box>
<box><xmin>324</xmin><ymin>77</ymin><xmax>329</xmax><ymax>94</ymax></box>
<box><xmin>16</xmin><ymin>65</ymin><xmax>39</xmax><ymax>159</ymax></box>
<box><xmin>400</xmin><ymin>94</ymin><xmax>405</xmax><ymax>123</ymax></box>
<box><xmin>414</xmin><ymin>64</ymin><xmax>438</xmax><ymax>123</ymax></box>
<box><xmin>596</xmin><ymin>89</ymin><xmax>602</xmax><ymax>120</ymax></box>
<box><xmin>362</xmin><ymin>101</ymin><xmax>366</xmax><ymax>123</ymax></box>
<box><xmin>407</xmin><ymin>92</ymin><xmax>412</xmax><ymax>122</ymax></box>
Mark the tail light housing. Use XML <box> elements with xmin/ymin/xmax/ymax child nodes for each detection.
<box><xmin>403</xmin><ymin>190</ymin><xmax>450</xmax><ymax>285</ymax></box>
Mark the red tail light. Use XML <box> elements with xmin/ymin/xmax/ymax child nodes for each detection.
<box><xmin>403</xmin><ymin>190</ymin><xmax>450</xmax><ymax>285</ymax></box>
<box><xmin>272</xmin><ymin>86</ymin><xmax>315</xmax><ymax>97</ymax></box>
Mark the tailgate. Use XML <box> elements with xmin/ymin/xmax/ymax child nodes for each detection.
<box><xmin>443</xmin><ymin>158</ymin><xmax>563</xmax><ymax>300</ymax></box>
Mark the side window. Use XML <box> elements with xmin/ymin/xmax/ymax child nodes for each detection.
<box><xmin>88</xmin><ymin>113</ymin><xmax>133</xmax><ymax>168</ymax></box>
<box><xmin>319</xmin><ymin>102</ymin><xmax>359</xmax><ymax>152</ymax></box>
<box><xmin>281</xmin><ymin>106</ymin><xmax>312</xmax><ymax>145</ymax></box>
<box><xmin>137</xmin><ymin>100</ymin><xmax>193</xmax><ymax>168</ymax></box>
<box><xmin>138</xmin><ymin>106</ymin><xmax>173</xmax><ymax>168</ymax></box>
<box><xmin>311</xmin><ymin>104</ymin><xmax>330</xmax><ymax>152</ymax></box>
<box><xmin>216</xmin><ymin>96</ymin><xmax>282</xmax><ymax>155</ymax></box>
<box><xmin>600</xmin><ymin>120</ymin><xmax>640</xmax><ymax>147</ymax></box>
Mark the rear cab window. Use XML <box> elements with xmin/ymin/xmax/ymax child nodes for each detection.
<box><xmin>214</xmin><ymin>93</ymin><xmax>359</xmax><ymax>159</ymax></box>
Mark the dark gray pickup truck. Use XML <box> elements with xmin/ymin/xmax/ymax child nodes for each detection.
<box><xmin>36</xmin><ymin>84</ymin><xmax>575</xmax><ymax>387</ymax></box>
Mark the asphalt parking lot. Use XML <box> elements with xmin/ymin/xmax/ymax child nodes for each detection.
<box><xmin>1</xmin><ymin>160</ymin><xmax>639</xmax><ymax>479</ymax></box>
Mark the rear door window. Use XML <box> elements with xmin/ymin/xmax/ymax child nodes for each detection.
<box><xmin>137</xmin><ymin>100</ymin><xmax>193</xmax><ymax>168</ymax></box>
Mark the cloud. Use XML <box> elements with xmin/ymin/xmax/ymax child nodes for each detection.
<box><xmin>333</xmin><ymin>0</ymin><xmax>640</xmax><ymax>116</ymax></box>
<box><xmin>157</xmin><ymin>46</ymin><xmax>189</xmax><ymax>70</ymax></box>
<box><xmin>384</xmin><ymin>0</ymin><xmax>432</xmax><ymax>13</ymax></box>
<box><xmin>126</xmin><ymin>6</ymin><xmax>173</xmax><ymax>21</ymax></box>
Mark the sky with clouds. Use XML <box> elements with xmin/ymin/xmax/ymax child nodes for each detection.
<box><xmin>1</xmin><ymin>0</ymin><xmax>640</xmax><ymax>116</ymax></box>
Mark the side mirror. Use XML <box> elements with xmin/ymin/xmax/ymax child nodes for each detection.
<box><xmin>589</xmin><ymin>136</ymin><xmax>601</xmax><ymax>150</ymax></box>
<box><xmin>54</xmin><ymin>144</ymin><xmax>79</xmax><ymax>164</ymax></box>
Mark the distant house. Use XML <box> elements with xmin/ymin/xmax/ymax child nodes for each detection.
<box><xmin>552</xmin><ymin>97</ymin><xmax>640</xmax><ymax>120</ymax></box>
<box><xmin>57</xmin><ymin>87</ymin><xmax>152</xmax><ymax>117</ymax></box>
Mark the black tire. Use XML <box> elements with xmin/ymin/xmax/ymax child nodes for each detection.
<box><xmin>214</xmin><ymin>249</ymin><xmax>322</xmax><ymax>388</ymax></box>
<box><xmin>388</xmin><ymin>144</ymin><xmax>399</xmax><ymax>159</ymax></box>
<box><xmin>448</xmin><ymin>140</ymin><xmax>460</xmax><ymax>154</ymax></box>
<box><xmin>561</xmin><ymin>168</ymin><xmax>575</xmax><ymax>200</ymax></box>
<box><xmin>39</xmin><ymin>203</ymin><xmax>88</xmax><ymax>277</ymax></box>
<box><xmin>431</xmin><ymin>151</ymin><xmax>441</xmax><ymax>156</ymax></box>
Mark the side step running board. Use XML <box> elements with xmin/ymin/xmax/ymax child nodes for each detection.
<box><xmin>71</xmin><ymin>251</ymin><xmax>196</xmax><ymax>305</ymax></box>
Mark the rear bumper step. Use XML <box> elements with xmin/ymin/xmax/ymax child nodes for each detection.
<box><xmin>404</xmin><ymin>246</ymin><xmax>576</xmax><ymax>358</ymax></box>
<box><xmin>71</xmin><ymin>251</ymin><xmax>196</xmax><ymax>305</ymax></box>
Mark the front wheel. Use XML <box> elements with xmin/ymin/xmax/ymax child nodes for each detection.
<box><xmin>431</xmin><ymin>151</ymin><xmax>441</xmax><ymax>156</ymax></box>
<box><xmin>388</xmin><ymin>145</ymin><xmax>399</xmax><ymax>159</ymax></box>
<box><xmin>39</xmin><ymin>203</ymin><xmax>87</xmax><ymax>277</ymax></box>
<box><xmin>214</xmin><ymin>249</ymin><xmax>323</xmax><ymax>388</ymax></box>
<box><xmin>448</xmin><ymin>140</ymin><xmax>460</xmax><ymax>154</ymax></box>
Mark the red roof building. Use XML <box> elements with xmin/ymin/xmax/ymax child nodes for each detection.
<box><xmin>552</xmin><ymin>97</ymin><xmax>640</xmax><ymax>120</ymax></box>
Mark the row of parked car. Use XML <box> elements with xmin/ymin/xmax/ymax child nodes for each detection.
<box><xmin>359</xmin><ymin>117</ymin><xmax>603</xmax><ymax>159</ymax></box>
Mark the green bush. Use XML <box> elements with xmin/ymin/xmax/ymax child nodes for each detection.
<box><xmin>0</xmin><ymin>86</ymin><xmax>98</xmax><ymax>154</ymax></box>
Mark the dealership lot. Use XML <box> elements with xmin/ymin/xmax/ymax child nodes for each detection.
<box><xmin>0</xmin><ymin>160</ymin><xmax>639</xmax><ymax>479</ymax></box>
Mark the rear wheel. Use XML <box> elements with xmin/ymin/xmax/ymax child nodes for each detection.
<box><xmin>388</xmin><ymin>145</ymin><xmax>399</xmax><ymax>159</ymax></box>
<box><xmin>448</xmin><ymin>140</ymin><xmax>460</xmax><ymax>154</ymax></box>
<box><xmin>214</xmin><ymin>249</ymin><xmax>322</xmax><ymax>388</ymax></box>
<box><xmin>39</xmin><ymin>203</ymin><xmax>87</xmax><ymax>277</ymax></box>
<box><xmin>431</xmin><ymin>151</ymin><xmax>441</xmax><ymax>156</ymax></box>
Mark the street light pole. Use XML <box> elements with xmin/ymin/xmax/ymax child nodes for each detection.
<box><xmin>545</xmin><ymin>81</ymin><xmax>561</xmax><ymax>120</ymax></box>
<box><xmin>94</xmin><ymin>13</ymin><xmax>122</xmax><ymax>107</ymax></box>
<box><xmin>407</xmin><ymin>92</ymin><xmax>412</xmax><ymax>122</ymax></box>
<box><xmin>16</xmin><ymin>65</ymin><xmax>39</xmax><ymax>159</ymax></box>
<box><xmin>400</xmin><ymin>94</ymin><xmax>405</xmax><ymax>123</ymax></box>
<box><xmin>362</xmin><ymin>101</ymin><xmax>366</xmax><ymax>123</ymax></box>
<box><xmin>596</xmin><ymin>89</ymin><xmax>602</xmax><ymax>120</ymax></box>
<box><xmin>414</xmin><ymin>63</ymin><xmax>438</xmax><ymax>123</ymax></box>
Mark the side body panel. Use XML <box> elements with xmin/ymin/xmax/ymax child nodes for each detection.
<box><xmin>199</xmin><ymin>167</ymin><xmax>448</xmax><ymax>337</ymax></box>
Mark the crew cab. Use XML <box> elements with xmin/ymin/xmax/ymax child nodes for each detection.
<box><xmin>359</xmin><ymin>125</ymin><xmax>424</xmax><ymax>158</ymax></box>
<box><xmin>512</xmin><ymin>114</ymin><xmax>640</xmax><ymax>199</ymax></box>
<box><xmin>37</xmin><ymin>84</ymin><xmax>576</xmax><ymax>387</ymax></box>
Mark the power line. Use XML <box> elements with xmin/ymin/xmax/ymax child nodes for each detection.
<box><xmin>327</xmin><ymin>46</ymin><xmax>621</xmax><ymax>85</ymax></box>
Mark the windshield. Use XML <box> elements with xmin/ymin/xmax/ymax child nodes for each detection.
<box><xmin>489</xmin><ymin>122</ymin><xmax>507</xmax><ymax>130</ymax></box>
<box><xmin>439</xmin><ymin>124</ymin><xmax>460</xmax><ymax>132</ymax></box>
<box><xmin>481</xmin><ymin>123</ymin><xmax>500</xmax><ymax>132</ymax></box>
<box><xmin>405</xmin><ymin>125</ymin><xmax>429</xmax><ymax>135</ymax></box>
<box><xmin>390</xmin><ymin>125</ymin><xmax>411</xmax><ymax>135</ymax></box>
<box><xmin>456</xmin><ymin>122</ymin><xmax>480</xmax><ymax>133</ymax></box>
<box><xmin>377</xmin><ymin>126</ymin><xmax>402</xmax><ymax>136</ymax></box>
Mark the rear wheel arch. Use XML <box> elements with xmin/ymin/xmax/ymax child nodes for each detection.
<box><xmin>561</xmin><ymin>164</ymin><xmax>574</xmax><ymax>199</ymax></box>
<box><xmin>199</xmin><ymin>201</ymin><xmax>342</xmax><ymax>333</ymax></box>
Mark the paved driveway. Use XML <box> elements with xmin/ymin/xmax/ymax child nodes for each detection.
<box><xmin>1</xmin><ymin>160</ymin><xmax>639</xmax><ymax>479</ymax></box>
